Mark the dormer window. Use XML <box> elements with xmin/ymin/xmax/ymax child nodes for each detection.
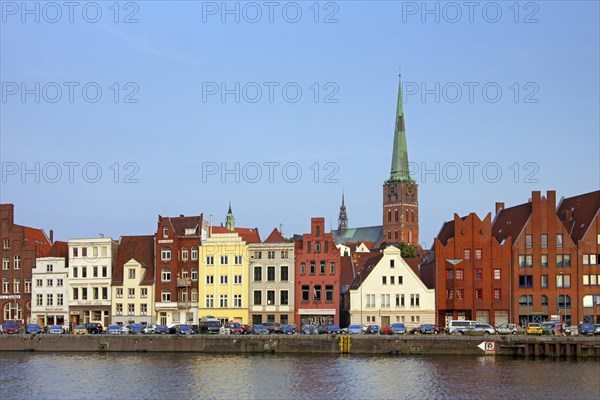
<box><xmin>163</xmin><ymin>227</ymin><xmax>169</xmax><ymax>238</ymax></box>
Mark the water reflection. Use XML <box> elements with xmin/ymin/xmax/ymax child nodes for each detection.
<box><xmin>0</xmin><ymin>353</ymin><xmax>598</xmax><ymax>399</ymax></box>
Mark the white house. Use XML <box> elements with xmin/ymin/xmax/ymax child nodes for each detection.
<box><xmin>348</xmin><ymin>245</ymin><xmax>435</xmax><ymax>328</ymax></box>
<box><xmin>31</xmin><ymin>242</ymin><xmax>69</xmax><ymax>328</ymax></box>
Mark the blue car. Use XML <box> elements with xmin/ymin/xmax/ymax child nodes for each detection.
<box><xmin>129</xmin><ymin>323</ymin><xmax>144</xmax><ymax>334</ymax></box>
<box><xmin>391</xmin><ymin>323</ymin><xmax>406</xmax><ymax>335</ymax></box>
<box><xmin>419</xmin><ymin>324</ymin><xmax>436</xmax><ymax>334</ymax></box>
<box><xmin>154</xmin><ymin>325</ymin><xmax>169</xmax><ymax>334</ymax></box>
<box><xmin>251</xmin><ymin>325</ymin><xmax>269</xmax><ymax>335</ymax></box>
<box><xmin>366</xmin><ymin>325</ymin><xmax>379</xmax><ymax>334</ymax></box>
<box><xmin>345</xmin><ymin>324</ymin><xmax>363</xmax><ymax>334</ymax></box>
<box><xmin>108</xmin><ymin>325</ymin><xmax>122</xmax><ymax>334</ymax></box>
<box><xmin>280</xmin><ymin>324</ymin><xmax>295</xmax><ymax>334</ymax></box>
<box><xmin>328</xmin><ymin>325</ymin><xmax>341</xmax><ymax>335</ymax></box>
<box><xmin>26</xmin><ymin>323</ymin><xmax>41</xmax><ymax>334</ymax></box>
<box><xmin>301</xmin><ymin>324</ymin><xmax>317</xmax><ymax>335</ymax></box>
<box><xmin>48</xmin><ymin>325</ymin><xmax>64</xmax><ymax>334</ymax></box>
<box><xmin>580</xmin><ymin>323</ymin><xmax>596</xmax><ymax>335</ymax></box>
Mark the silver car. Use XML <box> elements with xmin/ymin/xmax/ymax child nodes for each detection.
<box><xmin>496</xmin><ymin>323</ymin><xmax>522</xmax><ymax>335</ymax></box>
<box><xmin>472</xmin><ymin>324</ymin><xmax>496</xmax><ymax>335</ymax></box>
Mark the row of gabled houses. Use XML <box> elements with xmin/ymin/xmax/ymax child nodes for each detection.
<box><xmin>1</xmin><ymin>188</ymin><xmax>597</xmax><ymax>330</ymax></box>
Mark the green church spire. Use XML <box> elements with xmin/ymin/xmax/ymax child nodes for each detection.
<box><xmin>226</xmin><ymin>201</ymin><xmax>235</xmax><ymax>231</ymax></box>
<box><xmin>388</xmin><ymin>75</ymin><xmax>413</xmax><ymax>183</ymax></box>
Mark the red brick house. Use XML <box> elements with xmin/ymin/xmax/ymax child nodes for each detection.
<box><xmin>1</xmin><ymin>204</ymin><xmax>52</xmax><ymax>325</ymax></box>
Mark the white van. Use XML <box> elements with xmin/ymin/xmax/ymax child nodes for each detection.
<box><xmin>446</xmin><ymin>320</ymin><xmax>478</xmax><ymax>334</ymax></box>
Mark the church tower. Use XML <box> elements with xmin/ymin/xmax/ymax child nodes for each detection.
<box><xmin>226</xmin><ymin>202</ymin><xmax>235</xmax><ymax>231</ymax></box>
<box><xmin>382</xmin><ymin>76</ymin><xmax>419</xmax><ymax>245</ymax></box>
<box><xmin>338</xmin><ymin>191</ymin><xmax>348</xmax><ymax>232</ymax></box>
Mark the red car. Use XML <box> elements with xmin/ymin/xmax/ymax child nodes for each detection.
<box><xmin>3</xmin><ymin>321</ymin><xmax>20</xmax><ymax>334</ymax></box>
<box><xmin>380</xmin><ymin>326</ymin><xmax>393</xmax><ymax>335</ymax></box>
<box><xmin>227</xmin><ymin>322</ymin><xmax>251</xmax><ymax>334</ymax></box>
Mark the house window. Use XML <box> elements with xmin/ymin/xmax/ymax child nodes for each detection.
<box><xmin>280</xmin><ymin>290</ymin><xmax>289</xmax><ymax>305</ymax></box>
<box><xmin>205</xmin><ymin>295</ymin><xmax>214</xmax><ymax>308</ymax></box>
<box><xmin>281</xmin><ymin>250</ymin><xmax>289</xmax><ymax>259</ymax></box>
<box><xmin>234</xmin><ymin>294</ymin><xmax>242</xmax><ymax>308</ymax></box>
<box><xmin>141</xmin><ymin>288</ymin><xmax>148</xmax><ymax>298</ymax></box>
<box><xmin>191</xmin><ymin>289</ymin><xmax>198</xmax><ymax>302</ymax></box>
<box><xmin>315</xmin><ymin>242</ymin><xmax>321</xmax><ymax>253</ymax></box>
<box><xmin>267</xmin><ymin>290</ymin><xmax>275</xmax><ymax>305</ymax></box>
<box><xmin>390</xmin><ymin>259</ymin><xmax>395</xmax><ymax>268</ymax></box>
<box><xmin>541</xmin><ymin>234</ymin><xmax>547</xmax><ymax>248</ymax></box>
<box><xmin>324</xmin><ymin>241</ymin><xmax>329</xmax><ymax>253</ymax></box>
<box><xmin>475</xmin><ymin>249</ymin><xmax>482</xmax><ymax>260</ymax></box>
<box><xmin>557</xmin><ymin>254</ymin><xmax>571</xmax><ymax>268</ymax></box>
<box><xmin>310</xmin><ymin>261</ymin><xmax>315</xmax><ymax>275</ymax></box>
<box><xmin>191</xmin><ymin>269</ymin><xmax>198</xmax><ymax>281</ymax></box>
<box><xmin>93</xmin><ymin>266</ymin><xmax>98</xmax><ymax>278</ymax></box>
<box><xmin>475</xmin><ymin>269</ymin><xmax>482</xmax><ymax>280</ymax></box>
<box><xmin>301</xmin><ymin>285</ymin><xmax>309</xmax><ymax>302</ymax></box>
<box><xmin>525</xmin><ymin>234</ymin><xmax>532</xmax><ymax>248</ymax></box>
<box><xmin>541</xmin><ymin>295</ymin><xmax>548</xmax><ymax>306</ymax></box>
<box><xmin>102</xmin><ymin>287</ymin><xmax>108</xmax><ymax>300</ymax></box>
<box><xmin>206</xmin><ymin>275</ymin><xmax>214</xmax><ymax>284</ymax></box>
<box><xmin>447</xmin><ymin>290</ymin><xmax>453</xmax><ymax>299</ymax></box>
<box><xmin>381</xmin><ymin>294</ymin><xmax>390</xmax><ymax>307</ymax></box>
<box><xmin>494</xmin><ymin>269</ymin><xmax>501</xmax><ymax>280</ymax></box>
<box><xmin>234</xmin><ymin>275</ymin><xmax>242</xmax><ymax>284</ymax></box>
<box><xmin>2</xmin><ymin>239</ymin><xmax>9</xmax><ymax>249</ymax></box>
<box><xmin>128</xmin><ymin>304</ymin><xmax>135</xmax><ymax>315</ymax></box>
<box><xmin>464</xmin><ymin>249</ymin><xmax>471</xmax><ymax>260</ymax></box>
<box><xmin>46</xmin><ymin>264</ymin><xmax>53</xmax><ymax>272</ymax></box>
<box><xmin>300</xmin><ymin>263</ymin><xmax>306</xmax><ymax>275</ymax></box>
<box><xmin>72</xmin><ymin>288</ymin><xmax>78</xmax><ymax>300</ymax></box>
<box><xmin>314</xmin><ymin>285</ymin><xmax>321</xmax><ymax>301</ymax></box>
<box><xmin>128</xmin><ymin>288</ymin><xmax>135</xmax><ymax>298</ymax></box>
<box><xmin>47</xmin><ymin>279</ymin><xmax>53</xmax><ymax>287</ymax></box>
<box><xmin>398</xmin><ymin>276</ymin><xmax>403</xmax><ymax>285</ymax></box>
<box><xmin>382</xmin><ymin>276</ymin><xmax>387</xmax><ymax>285</ymax></box>
<box><xmin>330</xmin><ymin>263</ymin><xmax>335</xmax><ymax>275</ymax></box>
<box><xmin>82</xmin><ymin>248</ymin><xmax>87</xmax><ymax>257</ymax></box>
<box><xmin>13</xmin><ymin>279</ymin><xmax>20</xmax><ymax>293</ymax></box>
<box><xmin>161</xmin><ymin>290</ymin><xmax>171</xmax><ymax>302</ymax></box>
<box><xmin>475</xmin><ymin>289</ymin><xmax>483</xmax><ymax>299</ymax></box>
<box><xmin>556</xmin><ymin>274</ymin><xmax>571</xmax><ymax>288</ymax></box>
<box><xmin>116</xmin><ymin>288</ymin><xmax>123</xmax><ymax>298</ymax></box>
<box><xmin>390</xmin><ymin>276</ymin><xmax>395</xmax><ymax>285</ymax></box>
<box><xmin>161</xmin><ymin>247</ymin><xmax>171</xmax><ymax>261</ymax></box>
<box><xmin>455</xmin><ymin>270</ymin><xmax>463</xmax><ymax>280</ymax></box>
<box><xmin>25</xmin><ymin>280</ymin><xmax>31</xmax><ymax>293</ymax></box>
<box><xmin>254</xmin><ymin>290</ymin><xmax>262</xmax><ymax>305</ymax></box>
<box><xmin>446</xmin><ymin>270</ymin><xmax>453</xmax><ymax>280</ymax></box>
<box><xmin>234</xmin><ymin>255</ymin><xmax>243</xmax><ymax>265</ymax></box>
<box><xmin>206</xmin><ymin>256</ymin><xmax>214</xmax><ymax>265</ymax></box>
<box><xmin>57</xmin><ymin>279</ymin><xmax>63</xmax><ymax>287</ymax></box>
<box><xmin>456</xmin><ymin>289</ymin><xmax>463</xmax><ymax>299</ymax></box>
<box><xmin>541</xmin><ymin>275</ymin><xmax>548</xmax><ymax>288</ymax></box>
<box><xmin>73</xmin><ymin>247</ymin><xmax>78</xmax><ymax>257</ymax></box>
<box><xmin>128</xmin><ymin>269</ymin><xmax>135</xmax><ymax>279</ymax></box>
<box><xmin>93</xmin><ymin>287</ymin><xmax>99</xmax><ymax>300</ymax></box>
<box><xmin>219</xmin><ymin>295</ymin><xmax>228</xmax><ymax>308</ymax></box>
<box><xmin>325</xmin><ymin>285</ymin><xmax>333</xmax><ymax>302</ymax></box>
<box><xmin>254</xmin><ymin>266</ymin><xmax>262</xmax><ymax>282</ymax></box>
<box><xmin>220</xmin><ymin>256</ymin><xmax>228</xmax><ymax>265</ymax></box>
<box><xmin>410</xmin><ymin>294</ymin><xmax>420</xmax><ymax>307</ymax></box>
<box><xmin>14</xmin><ymin>256</ymin><xmax>20</xmax><ymax>269</ymax></box>
<box><xmin>557</xmin><ymin>295</ymin><xmax>571</xmax><ymax>309</ymax></box>
<box><xmin>141</xmin><ymin>304</ymin><xmax>147</xmax><ymax>315</ymax></box>
<box><xmin>541</xmin><ymin>254</ymin><xmax>548</xmax><ymax>268</ymax></box>
<box><xmin>81</xmin><ymin>288</ymin><xmax>87</xmax><ymax>300</ymax></box>
<box><xmin>220</xmin><ymin>275</ymin><xmax>228</xmax><ymax>285</ymax></box>
<box><xmin>280</xmin><ymin>266</ymin><xmax>288</xmax><ymax>281</ymax></box>
<box><xmin>161</xmin><ymin>269</ymin><xmax>171</xmax><ymax>282</ymax></box>
<box><xmin>182</xmin><ymin>248</ymin><xmax>189</xmax><ymax>261</ymax></box>
<box><xmin>2</xmin><ymin>257</ymin><xmax>8</xmax><ymax>270</ymax></box>
<box><xmin>307</xmin><ymin>241</ymin><xmax>311</xmax><ymax>253</ymax></box>
<box><xmin>73</xmin><ymin>267</ymin><xmax>78</xmax><ymax>278</ymax></box>
<box><xmin>36</xmin><ymin>294</ymin><xmax>43</xmax><ymax>306</ymax></box>
<box><xmin>316</xmin><ymin>226</ymin><xmax>321</xmax><ymax>237</ymax></box>
<box><xmin>518</xmin><ymin>275</ymin><xmax>533</xmax><ymax>288</ymax></box>
<box><xmin>494</xmin><ymin>289</ymin><xmax>501</xmax><ymax>300</ymax></box>
<box><xmin>116</xmin><ymin>304</ymin><xmax>123</xmax><ymax>315</ymax></box>
<box><xmin>556</xmin><ymin>234</ymin><xmax>563</xmax><ymax>248</ymax></box>
<box><xmin>267</xmin><ymin>266</ymin><xmax>276</xmax><ymax>281</ymax></box>
<box><xmin>102</xmin><ymin>266</ymin><xmax>108</xmax><ymax>277</ymax></box>
<box><xmin>191</xmin><ymin>247</ymin><xmax>198</xmax><ymax>261</ymax></box>
<box><xmin>163</xmin><ymin>227</ymin><xmax>169</xmax><ymax>238</ymax></box>
<box><xmin>36</xmin><ymin>279</ymin><xmax>43</xmax><ymax>287</ymax></box>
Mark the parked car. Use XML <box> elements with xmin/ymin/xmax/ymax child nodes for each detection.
<box><xmin>263</xmin><ymin>322</ymin><xmax>282</xmax><ymax>334</ymax></box>
<box><xmin>472</xmin><ymin>324</ymin><xmax>496</xmax><ymax>335</ymax></box>
<box><xmin>129</xmin><ymin>323</ymin><xmax>144</xmax><ymax>334</ymax></box>
<box><xmin>365</xmin><ymin>325</ymin><xmax>380</xmax><ymax>335</ymax></box>
<box><xmin>198</xmin><ymin>318</ymin><xmax>221</xmax><ymax>334</ymax></box>
<box><xmin>593</xmin><ymin>324</ymin><xmax>600</xmax><ymax>336</ymax></box>
<box><xmin>48</xmin><ymin>325</ymin><xmax>64</xmax><ymax>334</ymax></box>
<box><xmin>496</xmin><ymin>323</ymin><xmax>523</xmax><ymax>335</ymax></box>
<box><xmin>143</xmin><ymin>324</ymin><xmax>157</xmax><ymax>334</ymax></box>
<box><xmin>280</xmin><ymin>324</ymin><xmax>295</xmax><ymax>335</ymax></box>
<box><xmin>301</xmin><ymin>324</ymin><xmax>317</xmax><ymax>335</ymax></box>
<box><xmin>85</xmin><ymin>323</ymin><xmax>103</xmax><ymax>334</ymax></box>
<box><xmin>154</xmin><ymin>325</ymin><xmax>169</xmax><ymax>334</ymax></box>
<box><xmin>169</xmin><ymin>324</ymin><xmax>193</xmax><ymax>334</ymax></box>
<box><xmin>419</xmin><ymin>324</ymin><xmax>437</xmax><ymax>334</ymax></box>
<box><xmin>72</xmin><ymin>325</ymin><xmax>88</xmax><ymax>335</ymax></box>
<box><xmin>328</xmin><ymin>325</ymin><xmax>341</xmax><ymax>335</ymax></box>
<box><xmin>251</xmin><ymin>324</ymin><xmax>269</xmax><ymax>335</ymax></box>
<box><xmin>344</xmin><ymin>324</ymin><xmax>363</xmax><ymax>335</ymax></box>
<box><xmin>380</xmin><ymin>326</ymin><xmax>393</xmax><ymax>335</ymax></box>
<box><xmin>580</xmin><ymin>323</ymin><xmax>596</xmax><ymax>335</ymax></box>
<box><xmin>26</xmin><ymin>323</ymin><xmax>41</xmax><ymax>334</ymax></box>
<box><xmin>2</xmin><ymin>321</ymin><xmax>20</xmax><ymax>334</ymax></box>
<box><xmin>226</xmin><ymin>322</ymin><xmax>245</xmax><ymax>334</ymax></box>
<box><xmin>120</xmin><ymin>325</ymin><xmax>131</xmax><ymax>334</ymax></box>
<box><xmin>108</xmin><ymin>325</ymin><xmax>122</xmax><ymax>334</ymax></box>
<box><xmin>391</xmin><ymin>323</ymin><xmax>406</xmax><ymax>335</ymax></box>
<box><xmin>526</xmin><ymin>323</ymin><xmax>542</xmax><ymax>335</ymax></box>
<box><xmin>317</xmin><ymin>325</ymin><xmax>330</xmax><ymax>335</ymax></box>
<box><xmin>540</xmin><ymin>322</ymin><xmax>556</xmax><ymax>335</ymax></box>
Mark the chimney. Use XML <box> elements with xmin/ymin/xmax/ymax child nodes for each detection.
<box><xmin>495</xmin><ymin>202</ymin><xmax>504</xmax><ymax>215</ymax></box>
<box><xmin>180</xmin><ymin>214</ymin><xmax>184</xmax><ymax>218</ymax></box>
<box><xmin>547</xmin><ymin>190</ymin><xmax>556</xmax><ymax>209</ymax></box>
<box><xmin>99</xmin><ymin>233</ymin><xmax>104</xmax><ymax>238</ymax></box>
<box><xmin>532</xmin><ymin>191</ymin><xmax>541</xmax><ymax>203</ymax></box>
<box><xmin>49</xmin><ymin>229</ymin><xmax>54</xmax><ymax>243</ymax></box>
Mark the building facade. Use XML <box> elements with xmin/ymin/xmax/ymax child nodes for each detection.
<box><xmin>31</xmin><ymin>242</ymin><xmax>69</xmax><ymax>327</ymax></box>
<box><xmin>248</xmin><ymin>228</ymin><xmax>295</xmax><ymax>325</ymax></box>
<box><xmin>1</xmin><ymin>204</ymin><xmax>52</xmax><ymax>325</ymax></box>
<box><xmin>154</xmin><ymin>214</ymin><xmax>206</xmax><ymax>326</ymax></box>
<box><xmin>294</xmin><ymin>217</ymin><xmax>343</xmax><ymax>327</ymax></box>
<box><xmin>348</xmin><ymin>246</ymin><xmax>435</xmax><ymax>328</ymax></box>
<box><xmin>198</xmin><ymin>208</ymin><xmax>260</xmax><ymax>324</ymax></box>
<box><xmin>68</xmin><ymin>236</ymin><xmax>118</xmax><ymax>328</ymax></box>
<box><xmin>434</xmin><ymin>213</ymin><xmax>512</xmax><ymax>327</ymax></box>
<box><xmin>111</xmin><ymin>235</ymin><xmax>155</xmax><ymax>325</ymax></box>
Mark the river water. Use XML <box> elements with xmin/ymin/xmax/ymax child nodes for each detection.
<box><xmin>1</xmin><ymin>352</ymin><xmax>599</xmax><ymax>399</ymax></box>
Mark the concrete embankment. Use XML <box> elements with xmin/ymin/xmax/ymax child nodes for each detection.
<box><xmin>1</xmin><ymin>334</ymin><xmax>599</xmax><ymax>358</ymax></box>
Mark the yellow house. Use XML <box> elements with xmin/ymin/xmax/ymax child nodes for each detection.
<box><xmin>198</xmin><ymin>208</ymin><xmax>260</xmax><ymax>324</ymax></box>
<box><xmin>111</xmin><ymin>235</ymin><xmax>156</xmax><ymax>325</ymax></box>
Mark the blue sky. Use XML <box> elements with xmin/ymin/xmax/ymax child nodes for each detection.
<box><xmin>1</xmin><ymin>1</ymin><xmax>599</xmax><ymax>247</ymax></box>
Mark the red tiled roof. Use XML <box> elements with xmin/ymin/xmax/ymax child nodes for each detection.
<box><xmin>210</xmin><ymin>226</ymin><xmax>261</xmax><ymax>244</ymax></box>
<box><xmin>20</xmin><ymin>226</ymin><xmax>52</xmax><ymax>257</ymax></box>
<box><xmin>264</xmin><ymin>228</ymin><xmax>285</xmax><ymax>243</ymax></box>
<box><xmin>492</xmin><ymin>202</ymin><xmax>532</xmax><ymax>244</ymax></box>
<box><xmin>348</xmin><ymin>253</ymin><xmax>384</xmax><ymax>290</ymax></box>
<box><xmin>113</xmin><ymin>235</ymin><xmax>155</xmax><ymax>285</ymax></box>
<box><xmin>436</xmin><ymin>220</ymin><xmax>455</xmax><ymax>246</ymax></box>
<box><xmin>167</xmin><ymin>215</ymin><xmax>203</xmax><ymax>236</ymax></box>
<box><xmin>557</xmin><ymin>190</ymin><xmax>600</xmax><ymax>243</ymax></box>
<box><xmin>339</xmin><ymin>256</ymin><xmax>354</xmax><ymax>287</ymax></box>
<box><xmin>403</xmin><ymin>257</ymin><xmax>423</xmax><ymax>276</ymax></box>
<box><xmin>48</xmin><ymin>241</ymin><xmax>69</xmax><ymax>258</ymax></box>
